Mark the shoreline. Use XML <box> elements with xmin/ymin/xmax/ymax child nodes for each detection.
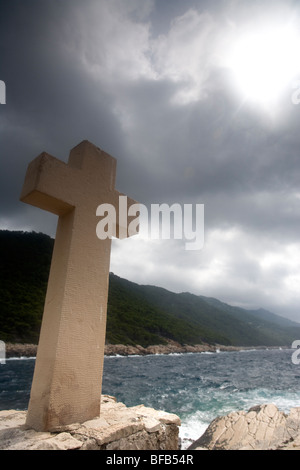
<box><xmin>4</xmin><ymin>341</ymin><xmax>286</xmax><ymax>359</ymax></box>
<box><xmin>2</xmin><ymin>343</ymin><xmax>296</xmax><ymax>450</ymax></box>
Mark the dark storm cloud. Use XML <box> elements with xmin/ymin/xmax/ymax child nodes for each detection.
<box><xmin>1</xmin><ymin>0</ymin><xmax>298</xmax><ymax>213</ymax></box>
<box><xmin>2</xmin><ymin>0</ymin><xmax>300</xmax><ymax>319</ymax></box>
<box><xmin>113</xmin><ymin>67</ymin><xmax>300</xmax><ymax>209</ymax></box>
<box><xmin>0</xmin><ymin>0</ymin><xmax>133</xmax><ymax>220</ymax></box>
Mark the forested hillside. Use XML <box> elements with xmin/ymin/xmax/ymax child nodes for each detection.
<box><xmin>1</xmin><ymin>230</ymin><xmax>299</xmax><ymax>347</ymax></box>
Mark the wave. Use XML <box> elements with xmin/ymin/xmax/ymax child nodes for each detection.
<box><xmin>178</xmin><ymin>384</ymin><xmax>300</xmax><ymax>449</ymax></box>
<box><xmin>5</xmin><ymin>356</ymin><xmax>36</xmax><ymax>361</ymax></box>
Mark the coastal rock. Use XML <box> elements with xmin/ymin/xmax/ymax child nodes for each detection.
<box><xmin>88</xmin><ymin>341</ymin><xmax>217</xmax><ymax>356</ymax></box>
<box><xmin>5</xmin><ymin>343</ymin><xmax>37</xmax><ymax>358</ymax></box>
<box><xmin>189</xmin><ymin>404</ymin><xmax>300</xmax><ymax>450</ymax></box>
<box><xmin>0</xmin><ymin>395</ymin><xmax>180</xmax><ymax>450</ymax></box>
<box><xmin>5</xmin><ymin>341</ymin><xmax>219</xmax><ymax>358</ymax></box>
<box><xmin>5</xmin><ymin>342</ymin><xmax>257</xmax><ymax>358</ymax></box>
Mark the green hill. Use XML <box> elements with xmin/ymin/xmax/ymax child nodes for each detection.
<box><xmin>0</xmin><ymin>230</ymin><xmax>299</xmax><ymax>347</ymax></box>
<box><xmin>108</xmin><ymin>276</ymin><xmax>300</xmax><ymax>347</ymax></box>
<box><xmin>0</xmin><ymin>230</ymin><xmax>53</xmax><ymax>343</ymax></box>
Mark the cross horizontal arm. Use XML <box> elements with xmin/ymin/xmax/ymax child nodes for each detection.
<box><xmin>20</xmin><ymin>153</ymin><xmax>75</xmax><ymax>216</ymax></box>
<box><xmin>115</xmin><ymin>193</ymin><xmax>139</xmax><ymax>239</ymax></box>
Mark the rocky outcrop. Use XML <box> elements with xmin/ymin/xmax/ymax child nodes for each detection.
<box><xmin>104</xmin><ymin>341</ymin><xmax>219</xmax><ymax>356</ymax></box>
<box><xmin>0</xmin><ymin>395</ymin><xmax>180</xmax><ymax>450</ymax></box>
<box><xmin>189</xmin><ymin>404</ymin><xmax>300</xmax><ymax>450</ymax></box>
<box><xmin>6</xmin><ymin>341</ymin><xmax>244</xmax><ymax>358</ymax></box>
<box><xmin>5</xmin><ymin>343</ymin><xmax>38</xmax><ymax>358</ymax></box>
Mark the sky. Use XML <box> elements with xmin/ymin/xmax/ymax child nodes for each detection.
<box><xmin>2</xmin><ymin>0</ymin><xmax>300</xmax><ymax>321</ymax></box>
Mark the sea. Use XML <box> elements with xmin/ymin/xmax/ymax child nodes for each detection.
<box><xmin>1</xmin><ymin>348</ymin><xmax>300</xmax><ymax>449</ymax></box>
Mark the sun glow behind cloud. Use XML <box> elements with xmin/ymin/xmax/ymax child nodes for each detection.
<box><xmin>227</xmin><ymin>22</ymin><xmax>300</xmax><ymax>107</ymax></box>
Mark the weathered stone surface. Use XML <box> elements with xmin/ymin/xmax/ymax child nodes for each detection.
<box><xmin>0</xmin><ymin>395</ymin><xmax>180</xmax><ymax>450</ymax></box>
<box><xmin>189</xmin><ymin>404</ymin><xmax>300</xmax><ymax>450</ymax></box>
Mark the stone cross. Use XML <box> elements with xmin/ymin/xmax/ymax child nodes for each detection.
<box><xmin>20</xmin><ymin>140</ymin><xmax>138</xmax><ymax>431</ymax></box>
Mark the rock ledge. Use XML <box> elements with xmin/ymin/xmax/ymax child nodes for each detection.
<box><xmin>0</xmin><ymin>395</ymin><xmax>180</xmax><ymax>450</ymax></box>
<box><xmin>189</xmin><ymin>404</ymin><xmax>300</xmax><ymax>450</ymax></box>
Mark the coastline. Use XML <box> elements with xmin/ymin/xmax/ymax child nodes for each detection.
<box><xmin>5</xmin><ymin>341</ymin><xmax>282</xmax><ymax>358</ymax></box>
<box><xmin>2</xmin><ymin>344</ymin><xmax>297</xmax><ymax>450</ymax></box>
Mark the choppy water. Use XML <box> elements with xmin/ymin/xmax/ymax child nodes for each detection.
<box><xmin>1</xmin><ymin>349</ymin><xmax>299</xmax><ymax>449</ymax></box>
